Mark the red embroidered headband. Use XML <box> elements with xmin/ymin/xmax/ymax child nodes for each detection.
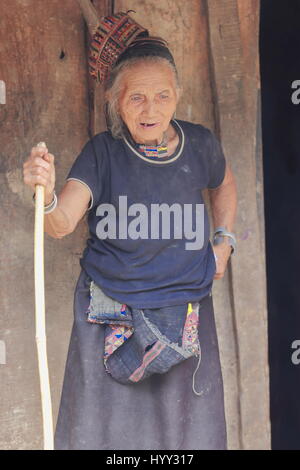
<box><xmin>88</xmin><ymin>11</ymin><xmax>149</xmax><ymax>84</ymax></box>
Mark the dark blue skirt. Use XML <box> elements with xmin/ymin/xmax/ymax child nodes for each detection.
<box><xmin>54</xmin><ymin>268</ymin><xmax>227</xmax><ymax>450</ymax></box>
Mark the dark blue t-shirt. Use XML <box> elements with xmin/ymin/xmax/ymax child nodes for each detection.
<box><xmin>66</xmin><ymin>119</ymin><xmax>226</xmax><ymax>308</ymax></box>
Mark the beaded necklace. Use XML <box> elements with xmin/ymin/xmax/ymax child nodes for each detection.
<box><xmin>136</xmin><ymin>133</ymin><xmax>169</xmax><ymax>159</ymax></box>
<box><xmin>125</xmin><ymin>126</ymin><xmax>169</xmax><ymax>160</ymax></box>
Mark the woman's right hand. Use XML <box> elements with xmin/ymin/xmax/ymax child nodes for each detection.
<box><xmin>23</xmin><ymin>145</ymin><xmax>56</xmax><ymax>205</ymax></box>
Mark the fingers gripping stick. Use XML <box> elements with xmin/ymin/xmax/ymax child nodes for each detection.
<box><xmin>34</xmin><ymin>142</ymin><xmax>54</xmax><ymax>450</ymax></box>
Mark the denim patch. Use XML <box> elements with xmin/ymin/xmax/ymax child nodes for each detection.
<box><xmin>86</xmin><ymin>280</ymin><xmax>201</xmax><ymax>386</ymax></box>
<box><xmin>87</xmin><ymin>280</ymin><xmax>133</xmax><ymax>326</ymax></box>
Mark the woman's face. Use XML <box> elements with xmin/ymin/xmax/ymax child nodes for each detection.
<box><xmin>118</xmin><ymin>61</ymin><xmax>180</xmax><ymax>145</ymax></box>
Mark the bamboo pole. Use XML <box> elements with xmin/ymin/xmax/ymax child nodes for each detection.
<box><xmin>34</xmin><ymin>142</ymin><xmax>54</xmax><ymax>450</ymax></box>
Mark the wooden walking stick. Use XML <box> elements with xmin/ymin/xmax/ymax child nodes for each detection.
<box><xmin>34</xmin><ymin>142</ymin><xmax>54</xmax><ymax>450</ymax></box>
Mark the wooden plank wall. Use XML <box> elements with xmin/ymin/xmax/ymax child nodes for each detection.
<box><xmin>0</xmin><ymin>0</ymin><xmax>270</xmax><ymax>449</ymax></box>
<box><xmin>206</xmin><ymin>0</ymin><xmax>270</xmax><ymax>449</ymax></box>
<box><xmin>0</xmin><ymin>0</ymin><xmax>90</xmax><ymax>449</ymax></box>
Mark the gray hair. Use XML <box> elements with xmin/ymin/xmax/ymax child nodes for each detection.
<box><xmin>104</xmin><ymin>56</ymin><xmax>181</xmax><ymax>140</ymax></box>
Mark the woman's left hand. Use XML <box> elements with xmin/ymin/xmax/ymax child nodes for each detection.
<box><xmin>212</xmin><ymin>243</ymin><xmax>232</xmax><ymax>280</ymax></box>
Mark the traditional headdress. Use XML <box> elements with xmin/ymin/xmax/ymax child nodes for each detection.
<box><xmin>77</xmin><ymin>1</ymin><xmax>175</xmax><ymax>84</ymax></box>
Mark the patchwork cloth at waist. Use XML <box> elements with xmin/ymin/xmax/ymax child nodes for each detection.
<box><xmin>86</xmin><ymin>279</ymin><xmax>204</xmax><ymax>393</ymax></box>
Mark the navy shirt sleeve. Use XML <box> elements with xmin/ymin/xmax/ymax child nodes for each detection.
<box><xmin>66</xmin><ymin>138</ymin><xmax>103</xmax><ymax>210</ymax></box>
<box><xmin>206</xmin><ymin>130</ymin><xmax>226</xmax><ymax>189</ymax></box>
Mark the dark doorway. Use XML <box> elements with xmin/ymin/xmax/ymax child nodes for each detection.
<box><xmin>260</xmin><ymin>0</ymin><xmax>300</xmax><ymax>449</ymax></box>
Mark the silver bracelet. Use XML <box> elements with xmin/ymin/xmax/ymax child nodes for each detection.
<box><xmin>44</xmin><ymin>191</ymin><xmax>57</xmax><ymax>214</ymax></box>
<box><xmin>213</xmin><ymin>226</ymin><xmax>237</xmax><ymax>254</ymax></box>
<box><xmin>32</xmin><ymin>190</ymin><xmax>58</xmax><ymax>214</ymax></box>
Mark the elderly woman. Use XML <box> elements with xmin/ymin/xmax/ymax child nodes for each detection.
<box><xmin>23</xmin><ymin>11</ymin><xmax>237</xmax><ymax>450</ymax></box>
